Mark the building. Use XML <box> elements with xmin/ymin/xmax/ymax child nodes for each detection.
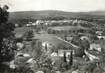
<box><xmin>90</xmin><ymin>43</ymin><xmax>102</xmax><ymax>52</ymax></box>
<box><xmin>58</xmin><ymin>50</ymin><xmax>74</xmax><ymax>57</ymax></box>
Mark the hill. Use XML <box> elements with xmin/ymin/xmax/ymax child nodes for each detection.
<box><xmin>83</xmin><ymin>11</ymin><xmax>105</xmax><ymax>16</ymax></box>
<box><xmin>8</xmin><ymin>10</ymin><xmax>105</xmax><ymax>24</ymax></box>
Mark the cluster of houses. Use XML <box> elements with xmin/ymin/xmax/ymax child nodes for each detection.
<box><xmin>21</xmin><ymin>19</ymin><xmax>94</xmax><ymax>27</ymax></box>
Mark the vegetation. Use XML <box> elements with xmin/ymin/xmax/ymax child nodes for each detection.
<box><xmin>0</xmin><ymin>5</ymin><xmax>15</xmax><ymax>62</ymax></box>
<box><xmin>25</xmin><ymin>30</ymin><xmax>34</xmax><ymax>41</ymax></box>
<box><xmin>31</xmin><ymin>40</ymin><xmax>42</xmax><ymax>59</ymax></box>
<box><xmin>0</xmin><ymin>5</ymin><xmax>16</xmax><ymax>72</ymax></box>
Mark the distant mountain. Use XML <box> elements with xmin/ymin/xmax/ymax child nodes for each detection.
<box><xmin>85</xmin><ymin>11</ymin><xmax>105</xmax><ymax>16</ymax></box>
<box><xmin>9</xmin><ymin>10</ymin><xmax>78</xmax><ymax>20</ymax></box>
<box><xmin>8</xmin><ymin>10</ymin><xmax>105</xmax><ymax>24</ymax></box>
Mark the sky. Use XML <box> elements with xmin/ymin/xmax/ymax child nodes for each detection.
<box><xmin>0</xmin><ymin>0</ymin><xmax>105</xmax><ymax>12</ymax></box>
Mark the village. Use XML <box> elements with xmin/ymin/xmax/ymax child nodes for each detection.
<box><xmin>9</xmin><ymin>19</ymin><xmax>105</xmax><ymax>73</ymax></box>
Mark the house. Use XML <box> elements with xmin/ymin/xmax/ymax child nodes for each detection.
<box><xmin>42</xmin><ymin>41</ymin><xmax>53</xmax><ymax>52</ymax></box>
<box><xmin>85</xmin><ymin>50</ymin><xmax>100</xmax><ymax>61</ymax></box>
<box><xmin>58</xmin><ymin>50</ymin><xmax>74</xmax><ymax>57</ymax></box>
<box><xmin>96</xmin><ymin>31</ymin><xmax>103</xmax><ymax>35</ymax></box>
<box><xmin>89</xmin><ymin>43</ymin><xmax>101</xmax><ymax>52</ymax></box>
<box><xmin>16</xmin><ymin>52</ymin><xmax>30</xmax><ymax>57</ymax></box>
<box><xmin>26</xmin><ymin>24</ymin><xmax>31</xmax><ymax>27</ymax></box>
<box><xmin>80</xmin><ymin>36</ymin><xmax>89</xmax><ymax>41</ymax></box>
<box><xmin>97</xmin><ymin>35</ymin><xmax>105</xmax><ymax>40</ymax></box>
<box><xmin>66</xmin><ymin>36</ymin><xmax>73</xmax><ymax>41</ymax></box>
<box><xmin>16</xmin><ymin>42</ymin><xmax>24</xmax><ymax>50</ymax></box>
<box><xmin>36</xmin><ymin>20</ymin><xmax>44</xmax><ymax>25</ymax></box>
<box><xmin>36</xmin><ymin>71</ymin><xmax>44</xmax><ymax>73</ymax></box>
<box><xmin>32</xmin><ymin>23</ymin><xmax>36</xmax><ymax>26</ymax></box>
<box><xmin>51</xmin><ymin>52</ymin><xmax>58</xmax><ymax>57</ymax></box>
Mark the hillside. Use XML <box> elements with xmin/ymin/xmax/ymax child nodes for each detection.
<box><xmin>8</xmin><ymin>10</ymin><xmax>105</xmax><ymax>24</ymax></box>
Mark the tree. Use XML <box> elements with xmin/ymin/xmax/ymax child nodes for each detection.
<box><xmin>79</xmin><ymin>39</ymin><xmax>90</xmax><ymax>50</ymax></box>
<box><xmin>24</xmin><ymin>30</ymin><xmax>34</xmax><ymax>41</ymax></box>
<box><xmin>0</xmin><ymin>5</ymin><xmax>15</xmax><ymax>63</ymax></box>
<box><xmin>0</xmin><ymin>5</ymin><xmax>16</xmax><ymax>73</ymax></box>
<box><xmin>61</xmin><ymin>52</ymin><xmax>68</xmax><ymax>70</ymax></box>
<box><xmin>69</xmin><ymin>51</ymin><xmax>73</xmax><ymax>68</ymax></box>
<box><xmin>63</xmin><ymin>52</ymin><xmax>67</xmax><ymax>62</ymax></box>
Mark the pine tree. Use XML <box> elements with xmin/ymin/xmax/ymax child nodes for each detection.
<box><xmin>63</xmin><ymin>52</ymin><xmax>67</xmax><ymax>62</ymax></box>
<box><xmin>69</xmin><ymin>51</ymin><xmax>73</xmax><ymax>68</ymax></box>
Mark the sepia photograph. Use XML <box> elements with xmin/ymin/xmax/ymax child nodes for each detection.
<box><xmin>0</xmin><ymin>0</ymin><xmax>105</xmax><ymax>73</ymax></box>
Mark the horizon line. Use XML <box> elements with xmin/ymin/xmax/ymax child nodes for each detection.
<box><xmin>9</xmin><ymin>9</ymin><xmax>105</xmax><ymax>13</ymax></box>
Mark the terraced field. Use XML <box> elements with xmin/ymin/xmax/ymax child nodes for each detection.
<box><xmin>34</xmin><ymin>33</ymin><xmax>79</xmax><ymax>49</ymax></box>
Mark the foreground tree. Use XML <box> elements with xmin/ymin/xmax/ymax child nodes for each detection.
<box><xmin>0</xmin><ymin>5</ymin><xmax>15</xmax><ymax>63</ymax></box>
